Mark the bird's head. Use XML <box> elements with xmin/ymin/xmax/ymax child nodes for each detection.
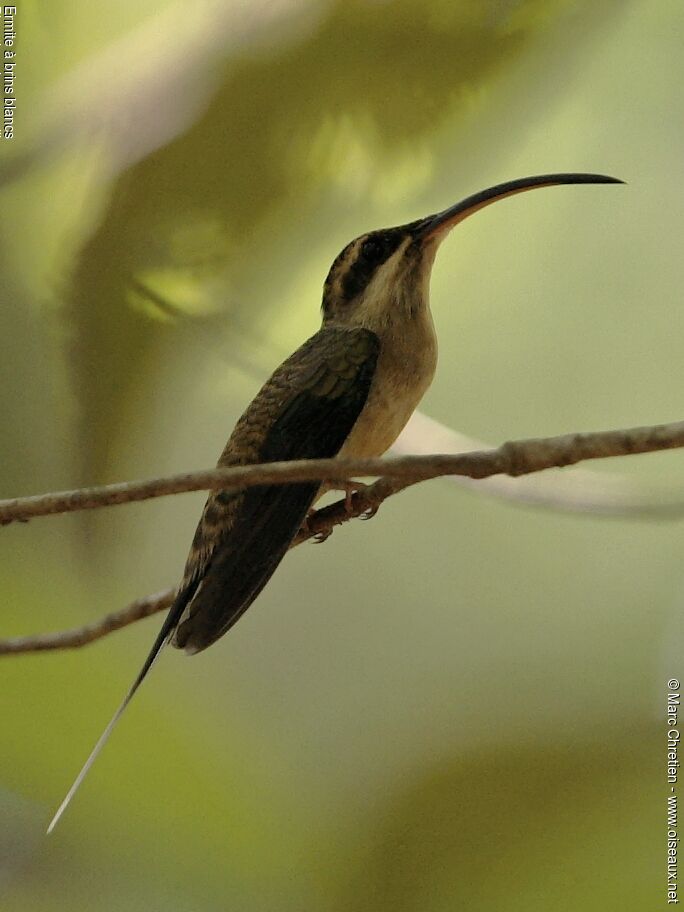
<box><xmin>321</xmin><ymin>172</ymin><xmax>623</xmax><ymax>331</ymax></box>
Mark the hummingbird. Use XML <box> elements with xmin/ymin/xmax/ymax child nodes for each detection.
<box><xmin>47</xmin><ymin>172</ymin><xmax>623</xmax><ymax>831</ymax></box>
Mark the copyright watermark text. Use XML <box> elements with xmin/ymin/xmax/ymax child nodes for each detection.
<box><xmin>668</xmin><ymin>678</ymin><xmax>680</xmax><ymax>904</ymax></box>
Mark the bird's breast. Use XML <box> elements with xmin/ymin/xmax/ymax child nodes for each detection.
<box><xmin>339</xmin><ymin>309</ymin><xmax>438</xmax><ymax>459</ymax></box>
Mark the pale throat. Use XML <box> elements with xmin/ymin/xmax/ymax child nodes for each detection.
<box><xmin>340</xmin><ymin>281</ymin><xmax>438</xmax><ymax>460</ymax></box>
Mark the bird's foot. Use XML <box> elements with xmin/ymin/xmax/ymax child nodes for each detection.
<box><xmin>359</xmin><ymin>502</ymin><xmax>379</xmax><ymax>521</ymax></box>
<box><xmin>302</xmin><ymin>508</ymin><xmax>333</xmax><ymax>544</ymax></box>
<box><xmin>331</xmin><ymin>480</ymin><xmax>378</xmax><ymax>520</ymax></box>
<box><xmin>312</xmin><ymin>526</ymin><xmax>333</xmax><ymax>544</ymax></box>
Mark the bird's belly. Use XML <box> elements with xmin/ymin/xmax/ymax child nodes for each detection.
<box><xmin>339</xmin><ymin>391</ymin><xmax>419</xmax><ymax>458</ymax></box>
<box><xmin>338</xmin><ymin>341</ymin><xmax>437</xmax><ymax>459</ymax></box>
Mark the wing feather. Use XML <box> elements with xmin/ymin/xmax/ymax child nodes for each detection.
<box><xmin>172</xmin><ymin>326</ymin><xmax>379</xmax><ymax>653</ymax></box>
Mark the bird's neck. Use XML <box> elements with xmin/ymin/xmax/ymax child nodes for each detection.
<box><xmin>336</xmin><ymin>296</ymin><xmax>438</xmax><ymax>460</ymax></box>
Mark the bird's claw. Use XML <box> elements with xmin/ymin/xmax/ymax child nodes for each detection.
<box><xmin>336</xmin><ymin>481</ymin><xmax>378</xmax><ymax>520</ymax></box>
<box><xmin>329</xmin><ymin>480</ymin><xmax>371</xmax><ymax>514</ymax></box>
<box><xmin>301</xmin><ymin>481</ymin><xmax>378</xmax><ymax>544</ymax></box>
<box><xmin>302</xmin><ymin>508</ymin><xmax>333</xmax><ymax>543</ymax></box>
<box><xmin>359</xmin><ymin>504</ymin><xmax>379</xmax><ymax>521</ymax></box>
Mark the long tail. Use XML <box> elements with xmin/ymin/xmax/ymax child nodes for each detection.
<box><xmin>46</xmin><ymin>585</ymin><xmax>193</xmax><ymax>834</ymax></box>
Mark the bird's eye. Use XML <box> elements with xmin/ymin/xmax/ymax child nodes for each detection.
<box><xmin>361</xmin><ymin>237</ymin><xmax>384</xmax><ymax>261</ymax></box>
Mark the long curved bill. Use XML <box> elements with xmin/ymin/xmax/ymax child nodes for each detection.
<box><xmin>414</xmin><ymin>172</ymin><xmax>624</xmax><ymax>241</ymax></box>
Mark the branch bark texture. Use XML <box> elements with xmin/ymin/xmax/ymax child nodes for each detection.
<box><xmin>2</xmin><ymin>417</ymin><xmax>684</xmax><ymax>656</ymax></box>
<box><xmin>2</xmin><ymin>418</ymin><xmax>684</xmax><ymax>526</ymax></box>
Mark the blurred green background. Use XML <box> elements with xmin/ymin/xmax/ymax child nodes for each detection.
<box><xmin>0</xmin><ymin>1</ymin><xmax>681</xmax><ymax>909</ymax></box>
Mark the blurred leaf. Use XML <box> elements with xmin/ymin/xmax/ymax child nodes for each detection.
<box><xmin>54</xmin><ymin>0</ymin><xmax>615</xmax><ymax>480</ymax></box>
<box><xmin>335</xmin><ymin>732</ymin><xmax>658</xmax><ymax>911</ymax></box>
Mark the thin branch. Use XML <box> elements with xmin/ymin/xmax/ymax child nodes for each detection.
<box><xmin>0</xmin><ymin>589</ymin><xmax>175</xmax><ymax>655</ymax></box>
<box><xmin>2</xmin><ymin>418</ymin><xmax>684</xmax><ymax>526</ymax></box>
<box><xmin>393</xmin><ymin>413</ymin><xmax>684</xmax><ymax>517</ymax></box>
<box><xmin>0</xmin><ymin>482</ymin><xmax>387</xmax><ymax>655</ymax></box>
<box><xmin>3</xmin><ymin>416</ymin><xmax>684</xmax><ymax>656</ymax></box>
